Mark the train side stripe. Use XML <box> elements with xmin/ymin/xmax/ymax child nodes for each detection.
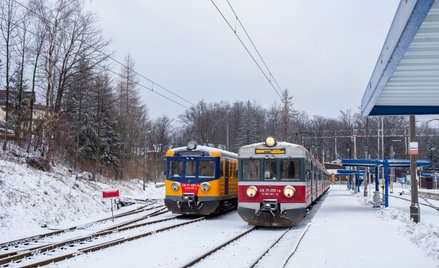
<box><xmin>238</xmin><ymin>181</ymin><xmax>307</xmax><ymax>186</ymax></box>
<box><xmin>239</xmin><ymin>202</ymin><xmax>306</xmax><ymax>210</ymax></box>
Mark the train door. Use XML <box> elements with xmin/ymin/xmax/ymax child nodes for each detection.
<box><xmin>306</xmin><ymin>160</ymin><xmax>312</xmax><ymax>205</ymax></box>
<box><xmin>225</xmin><ymin>159</ymin><xmax>229</xmax><ymax>195</ymax></box>
<box><xmin>310</xmin><ymin>163</ymin><xmax>314</xmax><ymax>202</ymax></box>
<box><xmin>314</xmin><ymin>166</ymin><xmax>318</xmax><ymax>200</ymax></box>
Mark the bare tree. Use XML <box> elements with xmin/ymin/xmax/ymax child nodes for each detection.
<box><xmin>29</xmin><ymin>0</ymin><xmax>110</xmax><ymax>165</ymax></box>
<box><xmin>0</xmin><ymin>0</ymin><xmax>17</xmax><ymax>150</ymax></box>
<box><xmin>13</xmin><ymin>9</ymin><xmax>31</xmax><ymax>144</ymax></box>
<box><xmin>26</xmin><ymin>9</ymin><xmax>46</xmax><ymax>152</ymax></box>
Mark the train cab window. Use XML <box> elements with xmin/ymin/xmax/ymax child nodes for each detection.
<box><xmin>185</xmin><ymin>160</ymin><xmax>196</xmax><ymax>177</ymax></box>
<box><xmin>242</xmin><ymin>159</ymin><xmax>261</xmax><ymax>180</ymax></box>
<box><xmin>280</xmin><ymin>159</ymin><xmax>300</xmax><ymax>180</ymax></box>
<box><xmin>199</xmin><ymin>160</ymin><xmax>215</xmax><ymax>178</ymax></box>
<box><xmin>263</xmin><ymin>159</ymin><xmax>277</xmax><ymax>180</ymax></box>
<box><xmin>168</xmin><ymin>160</ymin><xmax>183</xmax><ymax>177</ymax></box>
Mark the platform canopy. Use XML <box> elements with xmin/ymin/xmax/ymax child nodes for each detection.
<box><xmin>361</xmin><ymin>0</ymin><xmax>439</xmax><ymax>116</ymax></box>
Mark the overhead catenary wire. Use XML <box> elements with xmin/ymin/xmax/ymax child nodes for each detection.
<box><xmin>210</xmin><ymin>0</ymin><xmax>284</xmax><ymax>100</ymax></box>
<box><xmin>225</xmin><ymin>0</ymin><xmax>284</xmax><ymax>96</ymax></box>
<box><xmin>0</xmin><ymin>14</ymin><xmax>191</xmax><ymax>111</ymax></box>
<box><xmin>9</xmin><ymin>0</ymin><xmax>195</xmax><ymax>109</ymax></box>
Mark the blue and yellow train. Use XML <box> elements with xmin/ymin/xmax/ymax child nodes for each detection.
<box><xmin>164</xmin><ymin>141</ymin><xmax>238</xmax><ymax>215</ymax></box>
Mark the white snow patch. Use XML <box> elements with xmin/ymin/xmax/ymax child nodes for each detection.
<box><xmin>356</xmin><ymin>193</ymin><xmax>439</xmax><ymax>262</ymax></box>
<box><xmin>0</xmin><ymin>149</ymin><xmax>164</xmax><ymax>241</ymax></box>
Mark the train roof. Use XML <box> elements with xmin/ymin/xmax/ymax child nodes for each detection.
<box><xmin>238</xmin><ymin>141</ymin><xmax>328</xmax><ymax>173</ymax></box>
<box><xmin>167</xmin><ymin>145</ymin><xmax>238</xmax><ymax>158</ymax></box>
<box><xmin>238</xmin><ymin>141</ymin><xmax>307</xmax><ymax>157</ymax></box>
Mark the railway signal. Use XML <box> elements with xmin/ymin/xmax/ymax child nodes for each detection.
<box><xmin>103</xmin><ymin>189</ymin><xmax>120</xmax><ymax>221</ymax></box>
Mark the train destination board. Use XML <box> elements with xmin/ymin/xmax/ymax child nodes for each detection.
<box><xmin>255</xmin><ymin>148</ymin><xmax>286</xmax><ymax>154</ymax></box>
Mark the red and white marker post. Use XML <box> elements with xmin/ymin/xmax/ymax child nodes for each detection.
<box><xmin>102</xmin><ymin>189</ymin><xmax>120</xmax><ymax>221</ymax></box>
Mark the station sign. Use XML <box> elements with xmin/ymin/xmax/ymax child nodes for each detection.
<box><xmin>420</xmin><ymin>171</ymin><xmax>433</xmax><ymax>177</ymax></box>
<box><xmin>102</xmin><ymin>189</ymin><xmax>120</xmax><ymax>198</ymax></box>
<box><xmin>409</xmin><ymin>142</ymin><xmax>419</xmax><ymax>155</ymax></box>
<box><xmin>255</xmin><ymin>148</ymin><xmax>286</xmax><ymax>154</ymax></box>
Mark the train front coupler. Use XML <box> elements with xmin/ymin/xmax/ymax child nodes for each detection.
<box><xmin>178</xmin><ymin>193</ymin><xmax>203</xmax><ymax>210</ymax></box>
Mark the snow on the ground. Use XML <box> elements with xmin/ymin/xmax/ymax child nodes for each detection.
<box><xmin>1</xmin><ymin>147</ymin><xmax>438</xmax><ymax>268</ymax></box>
<box><xmin>0</xmin><ymin>149</ymin><xmax>164</xmax><ymax>241</ymax></box>
<box><xmin>288</xmin><ymin>186</ymin><xmax>438</xmax><ymax>268</ymax></box>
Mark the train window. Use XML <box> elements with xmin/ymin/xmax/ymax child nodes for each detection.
<box><xmin>234</xmin><ymin>162</ymin><xmax>239</xmax><ymax>178</ymax></box>
<box><xmin>168</xmin><ymin>160</ymin><xmax>183</xmax><ymax>177</ymax></box>
<box><xmin>280</xmin><ymin>160</ymin><xmax>300</xmax><ymax>180</ymax></box>
<box><xmin>263</xmin><ymin>159</ymin><xmax>277</xmax><ymax>180</ymax></box>
<box><xmin>199</xmin><ymin>160</ymin><xmax>215</xmax><ymax>178</ymax></box>
<box><xmin>185</xmin><ymin>160</ymin><xmax>196</xmax><ymax>177</ymax></box>
<box><xmin>242</xmin><ymin>159</ymin><xmax>261</xmax><ymax>180</ymax></box>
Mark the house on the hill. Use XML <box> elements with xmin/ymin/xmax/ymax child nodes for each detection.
<box><xmin>0</xmin><ymin>90</ymin><xmax>45</xmax><ymax>138</ymax></box>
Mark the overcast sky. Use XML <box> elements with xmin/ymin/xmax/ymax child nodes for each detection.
<box><xmin>85</xmin><ymin>0</ymin><xmax>401</xmax><ymax>120</ymax></box>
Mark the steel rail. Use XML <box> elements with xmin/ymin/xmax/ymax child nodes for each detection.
<box><xmin>390</xmin><ymin>195</ymin><xmax>439</xmax><ymax>212</ymax></box>
<box><xmin>0</xmin><ymin>202</ymin><xmax>157</xmax><ymax>251</ymax></box>
<box><xmin>17</xmin><ymin>217</ymin><xmax>205</xmax><ymax>268</ymax></box>
<box><xmin>248</xmin><ymin>227</ymin><xmax>292</xmax><ymax>268</ymax></box>
<box><xmin>280</xmin><ymin>223</ymin><xmax>312</xmax><ymax>268</ymax></box>
<box><xmin>180</xmin><ymin>226</ymin><xmax>256</xmax><ymax>268</ymax></box>
<box><xmin>0</xmin><ymin>207</ymin><xmax>170</xmax><ymax>265</ymax></box>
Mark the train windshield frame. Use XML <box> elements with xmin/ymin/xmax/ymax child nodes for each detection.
<box><xmin>198</xmin><ymin>160</ymin><xmax>215</xmax><ymax>178</ymax></box>
<box><xmin>166</xmin><ymin>157</ymin><xmax>218</xmax><ymax>181</ymax></box>
<box><xmin>168</xmin><ymin>160</ymin><xmax>183</xmax><ymax>177</ymax></box>
<box><xmin>240</xmin><ymin>158</ymin><xmax>304</xmax><ymax>181</ymax></box>
<box><xmin>242</xmin><ymin>159</ymin><xmax>261</xmax><ymax>181</ymax></box>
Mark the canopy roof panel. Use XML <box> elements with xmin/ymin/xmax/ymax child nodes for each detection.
<box><xmin>362</xmin><ymin>0</ymin><xmax>439</xmax><ymax>116</ymax></box>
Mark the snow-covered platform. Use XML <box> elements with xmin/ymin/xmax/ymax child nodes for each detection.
<box><xmin>289</xmin><ymin>185</ymin><xmax>439</xmax><ymax>268</ymax></box>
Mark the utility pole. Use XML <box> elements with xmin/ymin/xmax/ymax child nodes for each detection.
<box><xmin>409</xmin><ymin>115</ymin><xmax>420</xmax><ymax>223</ymax></box>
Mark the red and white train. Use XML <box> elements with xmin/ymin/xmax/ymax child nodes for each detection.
<box><xmin>237</xmin><ymin>137</ymin><xmax>330</xmax><ymax>227</ymax></box>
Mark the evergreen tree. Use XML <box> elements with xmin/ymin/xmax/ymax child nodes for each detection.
<box><xmin>427</xmin><ymin>139</ymin><xmax>439</xmax><ymax>169</ymax></box>
<box><xmin>236</xmin><ymin>101</ymin><xmax>259</xmax><ymax>148</ymax></box>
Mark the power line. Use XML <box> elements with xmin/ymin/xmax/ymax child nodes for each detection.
<box><xmin>9</xmin><ymin>0</ymin><xmax>195</xmax><ymax>109</ymax></box>
<box><xmin>210</xmin><ymin>0</ymin><xmax>284</xmax><ymax>100</ymax></box>
<box><xmin>0</xmin><ymin>14</ymin><xmax>192</xmax><ymax>111</ymax></box>
<box><xmin>225</xmin><ymin>0</ymin><xmax>284</xmax><ymax>96</ymax></box>
<box><xmin>103</xmin><ymin>66</ymin><xmax>191</xmax><ymax>109</ymax></box>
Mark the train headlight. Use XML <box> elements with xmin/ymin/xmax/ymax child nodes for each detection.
<box><xmin>200</xmin><ymin>182</ymin><xmax>210</xmax><ymax>192</ymax></box>
<box><xmin>246</xmin><ymin>186</ymin><xmax>258</xmax><ymax>198</ymax></box>
<box><xmin>187</xmin><ymin>140</ymin><xmax>197</xmax><ymax>150</ymax></box>
<box><xmin>283</xmin><ymin>185</ymin><xmax>296</xmax><ymax>198</ymax></box>
<box><xmin>265</xmin><ymin>136</ymin><xmax>276</xmax><ymax>147</ymax></box>
<box><xmin>171</xmin><ymin>182</ymin><xmax>180</xmax><ymax>191</ymax></box>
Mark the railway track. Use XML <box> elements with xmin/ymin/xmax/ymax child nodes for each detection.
<box><xmin>390</xmin><ymin>195</ymin><xmax>439</xmax><ymax>212</ymax></box>
<box><xmin>418</xmin><ymin>191</ymin><xmax>439</xmax><ymax>201</ymax></box>
<box><xmin>0</xmin><ymin>214</ymin><xmax>205</xmax><ymax>267</ymax></box>
<box><xmin>0</xmin><ymin>201</ymin><xmax>163</xmax><ymax>253</ymax></box>
<box><xmin>180</xmin><ymin>226</ymin><xmax>257</xmax><ymax>268</ymax></box>
<box><xmin>181</xmin><ymin>223</ymin><xmax>312</xmax><ymax>268</ymax></box>
<box><xmin>0</xmin><ymin>203</ymin><xmax>168</xmax><ymax>265</ymax></box>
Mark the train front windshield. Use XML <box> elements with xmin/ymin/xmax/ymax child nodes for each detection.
<box><xmin>167</xmin><ymin>158</ymin><xmax>216</xmax><ymax>179</ymax></box>
<box><xmin>241</xmin><ymin>159</ymin><xmax>302</xmax><ymax>181</ymax></box>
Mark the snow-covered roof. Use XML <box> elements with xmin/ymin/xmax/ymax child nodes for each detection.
<box><xmin>168</xmin><ymin>145</ymin><xmax>238</xmax><ymax>158</ymax></box>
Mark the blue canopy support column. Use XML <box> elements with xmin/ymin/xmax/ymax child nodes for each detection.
<box><xmin>341</xmin><ymin>158</ymin><xmax>431</xmax><ymax>208</ymax></box>
<box><xmin>384</xmin><ymin>158</ymin><xmax>389</xmax><ymax>207</ymax></box>
<box><xmin>375</xmin><ymin>166</ymin><xmax>379</xmax><ymax>192</ymax></box>
<box><xmin>373</xmin><ymin>166</ymin><xmax>381</xmax><ymax>207</ymax></box>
